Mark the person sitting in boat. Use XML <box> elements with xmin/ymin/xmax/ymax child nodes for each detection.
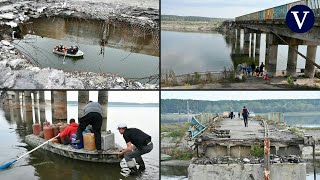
<box><xmin>67</xmin><ymin>46</ymin><xmax>74</xmax><ymax>54</ymax></box>
<box><xmin>72</xmin><ymin>45</ymin><xmax>78</xmax><ymax>54</ymax></box>
<box><xmin>57</xmin><ymin>43</ymin><xmax>64</xmax><ymax>52</ymax></box>
<box><xmin>58</xmin><ymin>118</ymin><xmax>79</xmax><ymax>145</ymax></box>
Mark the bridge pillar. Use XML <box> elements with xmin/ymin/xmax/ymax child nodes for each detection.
<box><xmin>251</xmin><ymin>33</ymin><xmax>254</xmax><ymax>58</ymax></box>
<box><xmin>266</xmin><ymin>34</ymin><xmax>279</xmax><ymax>77</ymax></box>
<box><xmin>243</xmin><ymin>29</ymin><xmax>250</xmax><ymax>56</ymax></box>
<box><xmin>305</xmin><ymin>45</ymin><xmax>318</xmax><ymax>78</ymax></box>
<box><xmin>78</xmin><ymin>91</ymin><xmax>89</xmax><ymax>118</ymax></box>
<box><xmin>33</xmin><ymin>91</ymin><xmax>39</xmax><ymax>124</ymax></box>
<box><xmin>14</xmin><ymin>92</ymin><xmax>20</xmax><ymax>109</ymax></box>
<box><xmin>39</xmin><ymin>91</ymin><xmax>46</xmax><ymax>129</ymax></box>
<box><xmin>255</xmin><ymin>34</ymin><xmax>261</xmax><ymax>53</ymax></box>
<box><xmin>286</xmin><ymin>45</ymin><xmax>298</xmax><ymax>77</ymax></box>
<box><xmin>98</xmin><ymin>91</ymin><xmax>108</xmax><ymax>131</ymax></box>
<box><xmin>24</xmin><ymin>91</ymin><xmax>32</xmax><ymax>112</ymax></box>
<box><xmin>236</xmin><ymin>29</ymin><xmax>241</xmax><ymax>51</ymax></box>
<box><xmin>53</xmin><ymin>91</ymin><xmax>67</xmax><ymax>122</ymax></box>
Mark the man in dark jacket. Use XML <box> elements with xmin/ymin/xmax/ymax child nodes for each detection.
<box><xmin>74</xmin><ymin>101</ymin><xmax>103</xmax><ymax>152</ymax></box>
<box><xmin>117</xmin><ymin>123</ymin><xmax>153</xmax><ymax>174</ymax></box>
<box><xmin>242</xmin><ymin>106</ymin><xmax>249</xmax><ymax>127</ymax></box>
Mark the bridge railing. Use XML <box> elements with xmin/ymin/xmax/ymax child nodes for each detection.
<box><xmin>194</xmin><ymin>113</ymin><xmax>217</xmax><ymax>124</ymax></box>
<box><xmin>235</xmin><ymin>0</ymin><xmax>320</xmax><ymax>22</ymax></box>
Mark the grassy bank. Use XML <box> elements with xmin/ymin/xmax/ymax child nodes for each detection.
<box><xmin>161</xmin><ymin>122</ymin><xmax>189</xmax><ymax>138</ymax></box>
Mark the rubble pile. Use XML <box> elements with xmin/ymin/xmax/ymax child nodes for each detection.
<box><xmin>192</xmin><ymin>155</ymin><xmax>303</xmax><ymax>165</ymax></box>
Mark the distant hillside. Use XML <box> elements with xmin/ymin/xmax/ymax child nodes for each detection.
<box><xmin>161</xmin><ymin>99</ymin><xmax>320</xmax><ymax>114</ymax></box>
<box><xmin>162</xmin><ymin>15</ymin><xmax>232</xmax><ymax>22</ymax></box>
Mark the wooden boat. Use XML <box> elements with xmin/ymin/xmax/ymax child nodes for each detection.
<box><xmin>53</xmin><ymin>46</ymin><xmax>84</xmax><ymax>57</ymax></box>
<box><xmin>25</xmin><ymin>134</ymin><xmax>121</xmax><ymax>163</ymax></box>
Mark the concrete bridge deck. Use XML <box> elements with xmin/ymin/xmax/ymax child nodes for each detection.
<box><xmin>199</xmin><ymin>117</ymin><xmax>304</xmax><ymax>158</ymax></box>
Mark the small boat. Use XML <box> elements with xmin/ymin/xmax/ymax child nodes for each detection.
<box><xmin>53</xmin><ymin>46</ymin><xmax>84</xmax><ymax>57</ymax></box>
<box><xmin>25</xmin><ymin>134</ymin><xmax>121</xmax><ymax>163</ymax></box>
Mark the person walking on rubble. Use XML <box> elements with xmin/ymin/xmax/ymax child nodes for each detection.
<box><xmin>242</xmin><ymin>106</ymin><xmax>249</xmax><ymax>127</ymax></box>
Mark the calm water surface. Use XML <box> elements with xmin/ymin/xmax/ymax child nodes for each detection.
<box><xmin>161</xmin><ymin>30</ymin><xmax>320</xmax><ymax>75</ymax></box>
<box><xmin>0</xmin><ymin>103</ymin><xmax>159</xmax><ymax>180</ymax></box>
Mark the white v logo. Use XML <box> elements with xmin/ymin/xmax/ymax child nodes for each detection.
<box><xmin>291</xmin><ymin>11</ymin><xmax>310</xmax><ymax>29</ymax></box>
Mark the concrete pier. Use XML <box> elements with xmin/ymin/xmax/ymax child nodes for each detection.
<box><xmin>305</xmin><ymin>45</ymin><xmax>318</xmax><ymax>78</ymax></box>
<box><xmin>255</xmin><ymin>33</ymin><xmax>261</xmax><ymax>62</ymax></box>
<box><xmin>287</xmin><ymin>45</ymin><xmax>298</xmax><ymax>77</ymax></box>
<box><xmin>243</xmin><ymin>30</ymin><xmax>250</xmax><ymax>56</ymax></box>
<box><xmin>78</xmin><ymin>91</ymin><xmax>89</xmax><ymax>118</ymax></box>
<box><xmin>14</xmin><ymin>92</ymin><xmax>20</xmax><ymax>109</ymax></box>
<box><xmin>267</xmin><ymin>34</ymin><xmax>279</xmax><ymax>77</ymax></box>
<box><xmin>236</xmin><ymin>29</ymin><xmax>241</xmax><ymax>51</ymax></box>
<box><xmin>53</xmin><ymin>91</ymin><xmax>67</xmax><ymax>121</ymax></box>
<box><xmin>24</xmin><ymin>91</ymin><xmax>32</xmax><ymax>112</ymax></box>
<box><xmin>250</xmin><ymin>33</ymin><xmax>254</xmax><ymax>58</ymax></box>
<box><xmin>98</xmin><ymin>91</ymin><xmax>108</xmax><ymax>131</ymax></box>
<box><xmin>39</xmin><ymin>91</ymin><xmax>46</xmax><ymax>128</ymax></box>
<box><xmin>33</xmin><ymin>92</ymin><xmax>39</xmax><ymax>123</ymax></box>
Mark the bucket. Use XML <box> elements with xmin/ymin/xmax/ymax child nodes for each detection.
<box><xmin>44</xmin><ymin>126</ymin><xmax>53</xmax><ymax>140</ymax></box>
<box><xmin>32</xmin><ymin>124</ymin><xmax>41</xmax><ymax>136</ymax></box>
<box><xmin>83</xmin><ymin>133</ymin><xmax>96</xmax><ymax>151</ymax></box>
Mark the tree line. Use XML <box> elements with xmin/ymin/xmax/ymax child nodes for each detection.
<box><xmin>161</xmin><ymin>15</ymin><xmax>230</xmax><ymax>22</ymax></box>
<box><xmin>161</xmin><ymin>99</ymin><xmax>320</xmax><ymax>114</ymax></box>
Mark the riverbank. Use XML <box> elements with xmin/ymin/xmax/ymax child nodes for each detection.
<box><xmin>162</xmin><ymin>72</ymin><xmax>320</xmax><ymax>89</ymax></box>
<box><xmin>161</xmin><ymin>21</ymin><xmax>222</xmax><ymax>32</ymax></box>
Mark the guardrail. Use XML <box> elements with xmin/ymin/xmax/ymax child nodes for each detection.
<box><xmin>235</xmin><ymin>0</ymin><xmax>320</xmax><ymax>21</ymax></box>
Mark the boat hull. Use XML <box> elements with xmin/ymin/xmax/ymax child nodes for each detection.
<box><xmin>25</xmin><ymin>134</ymin><xmax>121</xmax><ymax>163</ymax></box>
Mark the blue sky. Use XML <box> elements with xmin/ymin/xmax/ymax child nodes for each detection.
<box><xmin>162</xmin><ymin>0</ymin><xmax>299</xmax><ymax>18</ymax></box>
<box><xmin>161</xmin><ymin>91</ymin><xmax>320</xmax><ymax>101</ymax></box>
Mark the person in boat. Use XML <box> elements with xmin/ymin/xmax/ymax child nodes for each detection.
<box><xmin>58</xmin><ymin>118</ymin><xmax>78</xmax><ymax>145</ymax></box>
<box><xmin>74</xmin><ymin>101</ymin><xmax>103</xmax><ymax>153</ymax></box>
<box><xmin>57</xmin><ymin>43</ymin><xmax>64</xmax><ymax>52</ymax></box>
<box><xmin>73</xmin><ymin>46</ymin><xmax>78</xmax><ymax>54</ymax></box>
<box><xmin>117</xmin><ymin>123</ymin><xmax>153</xmax><ymax>174</ymax></box>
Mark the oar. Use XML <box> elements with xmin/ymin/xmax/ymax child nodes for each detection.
<box><xmin>62</xmin><ymin>51</ymin><xmax>67</xmax><ymax>64</ymax></box>
<box><xmin>0</xmin><ymin>134</ymin><xmax>59</xmax><ymax>170</ymax></box>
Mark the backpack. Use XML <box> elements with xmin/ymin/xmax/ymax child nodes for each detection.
<box><xmin>242</xmin><ymin>108</ymin><xmax>248</xmax><ymax>116</ymax></box>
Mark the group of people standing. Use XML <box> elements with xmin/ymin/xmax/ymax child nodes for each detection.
<box><xmin>237</xmin><ymin>62</ymin><xmax>265</xmax><ymax>77</ymax></box>
<box><xmin>57</xmin><ymin>101</ymin><xmax>153</xmax><ymax>175</ymax></box>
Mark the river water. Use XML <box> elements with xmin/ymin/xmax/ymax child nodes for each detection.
<box><xmin>0</xmin><ymin>103</ymin><xmax>159</xmax><ymax>180</ymax></box>
<box><xmin>161</xmin><ymin>30</ymin><xmax>320</xmax><ymax>76</ymax></box>
<box><xmin>13</xmin><ymin>17</ymin><xmax>159</xmax><ymax>84</ymax></box>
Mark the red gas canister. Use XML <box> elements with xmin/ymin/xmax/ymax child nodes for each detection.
<box><xmin>44</xmin><ymin>126</ymin><xmax>54</xmax><ymax>140</ymax></box>
<box><xmin>32</xmin><ymin>124</ymin><xmax>41</xmax><ymax>135</ymax></box>
<box><xmin>52</xmin><ymin>125</ymin><xmax>60</xmax><ymax>137</ymax></box>
<box><xmin>59</xmin><ymin>124</ymin><xmax>68</xmax><ymax>133</ymax></box>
